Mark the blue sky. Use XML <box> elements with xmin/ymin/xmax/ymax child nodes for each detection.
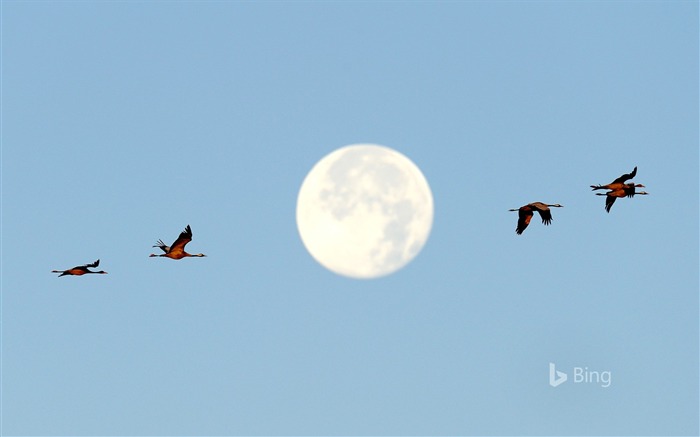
<box><xmin>2</xmin><ymin>1</ymin><xmax>698</xmax><ymax>435</ymax></box>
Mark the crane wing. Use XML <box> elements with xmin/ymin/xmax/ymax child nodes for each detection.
<box><xmin>169</xmin><ymin>225</ymin><xmax>193</xmax><ymax>253</ymax></box>
<box><xmin>612</xmin><ymin>166</ymin><xmax>637</xmax><ymax>184</ymax></box>
<box><xmin>528</xmin><ymin>202</ymin><xmax>553</xmax><ymax>225</ymax></box>
<box><xmin>516</xmin><ymin>208</ymin><xmax>533</xmax><ymax>235</ymax></box>
<box><xmin>623</xmin><ymin>184</ymin><xmax>639</xmax><ymax>198</ymax></box>
<box><xmin>536</xmin><ymin>208</ymin><xmax>553</xmax><ymax>225</ymax></box>
<box><xmin>604</xmin><ymin>194</ymin><xmax>617</xmax><ymax>212</ymax></box>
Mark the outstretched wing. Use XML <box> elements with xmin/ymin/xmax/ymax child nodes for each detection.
<box><xmin>168</xmin><ymin>225</ymin><xmax>193</xmax><ymax>256</ymax></box>
<box><xmin>623</xmin><ymin>184</ymin><xmax>639</xmax><ymax>198</ymax></box>
<box><xmin>612</xmin><ymin>166</ymin><xmax>637</xmax><ymax>184</ymax></box>
<box><xmin>516</xmin><ymin>208</ymin><xmax>533</xmax><ymax>235</ymax></box>
<box><xmin>528</xmin><ymin>202</ymin><xmax>554</xmax><ymax>225</ymax></box>
<box><xmin>85</xmin><ymin>259</ymin><xmax>100</xmax><ymax>268</ymax></box>
<box><xmin>536</xmin><ymin>208</ymin><xmax>553</xmax><ymax>226</ymax></box>
<box><xmin>604</xmin><ymin>194</ymin><xmax>617</xmax><ymax>213</ymax></box>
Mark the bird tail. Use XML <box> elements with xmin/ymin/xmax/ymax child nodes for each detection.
<box><xmin>590</xmin><ymin>185</ymin><xmax>604</xmax><ymax>190</ymax></box>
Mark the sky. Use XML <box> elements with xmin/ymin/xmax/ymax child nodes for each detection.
<box><xmin>1</xmin><ymin>1</ymin><xmax>698</xmax><ymax>436</ymax></box>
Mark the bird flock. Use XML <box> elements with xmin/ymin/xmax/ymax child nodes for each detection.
<box><xmin>52</xmin><ymin>166</ymin><xmax>647</xmax><ymax>276</ymax></box>
<box><xmin>52</xmin><ymin>224</ymin><xmax>206</xmax><ymax>277</ymax></box>
<box><xmin>509</xmin><ymin>166</ymin><xmax>647</xmax><ymax>234</ymax></box>
<box><xmin>590</xmin><ymin>166</ymin><xmax>648</xmax><ymax>213</ymax></box>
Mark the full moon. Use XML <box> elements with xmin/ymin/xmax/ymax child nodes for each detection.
<box><xmin>296</xmin><ymin>144</ymin><xmax>434</xmax><ymax>279</ymax></box>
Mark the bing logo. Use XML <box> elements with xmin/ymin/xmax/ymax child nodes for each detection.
<box><xmin>549</xmin><ymin>362</ymin><xmax>568</xmax><ymax>387</ymax></box>
<box><xmin>549</xmin><ymin>362</ymin><xmax>612</xmax><ymax>388</ymax></box>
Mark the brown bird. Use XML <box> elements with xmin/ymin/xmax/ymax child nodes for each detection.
<box><xmin>590</xmin><ymin>166</ymin><xmax>637</xmax><ymax>191</ymax></box>
<box><xmin>509</xmin><ymin>202</ymin><xmax>563</xmax><ymax>235</ymax></box>
<box><xmin>52</xmin><ymin>259</ymin><xmax>107</xmax><ymax>277</ymax></box>
<box><xmin>597</xmin><ymin>184</ymin><xmax>649</xmax><ymax>212</ymax></box>
<box><xmin>149</xmin><ymin>224</ymin><xmax>206</xmax><ymax>259</ymax></box>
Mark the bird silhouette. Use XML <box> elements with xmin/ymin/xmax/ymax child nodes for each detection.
<box><xmin>149</xmin><ymin>225</ymin><xmax>206</xmax><ymax>259</ymax></box>
<box><xmin>597</xmin><ymin>184</ymin><xmax>649</xmax><ymax>212</ymax></box>
<box><xmin>52</xmin><ymin>259</ymin><xmax>107</xmax><ymax>277</ymax></box>
<box><xmin>509</xmin><ymin>202</ymin><xmax>563</xmax><ymax>235</ymax></box>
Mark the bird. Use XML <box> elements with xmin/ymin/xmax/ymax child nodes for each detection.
<box><xmin>52</xmin><ymin>259</ymin><xmax>107</xmax><ymax>277</ymax></box>
<box><xmin>149</xmin><ymin>224</ymin><xmax>206</xmax><ymax>259</ymax></box>
<box><xmin>509</xmin><ymin>202</ymin><xmax>563</xmax><ymax>235</ymax></box>
<box><xmin>590</xmin><ymin>166</ymin><xmax>638</xmax><ymax>191</ymax></box>
<box><xmin>597</xmin><ymin>184</ymin><xmax>649</xmax><ymax>212</ymax></box>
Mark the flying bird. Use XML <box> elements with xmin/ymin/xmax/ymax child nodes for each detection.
<box><xmin>597</xmin><ymin>184</ymin><xmax>649</xmax><ymax>212</ymax></box>
<box><xmin>52</xmin><ymin>259</ymin><xmax>107</xmax><ymax>277</ymax></box>
<box><xmin>509</xmin><ymin>202</ymin><xmax>563</xmax><ymax>235</ymax></box>
<box><xmin>590</xmin><ymin>166</ymin><xmax>638</xmax><ymax>191</ymax></box>
<box><xmin>149</xmin><ymin>224</ymin><xmax>206</xmax><ymax>259</ymax></box>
